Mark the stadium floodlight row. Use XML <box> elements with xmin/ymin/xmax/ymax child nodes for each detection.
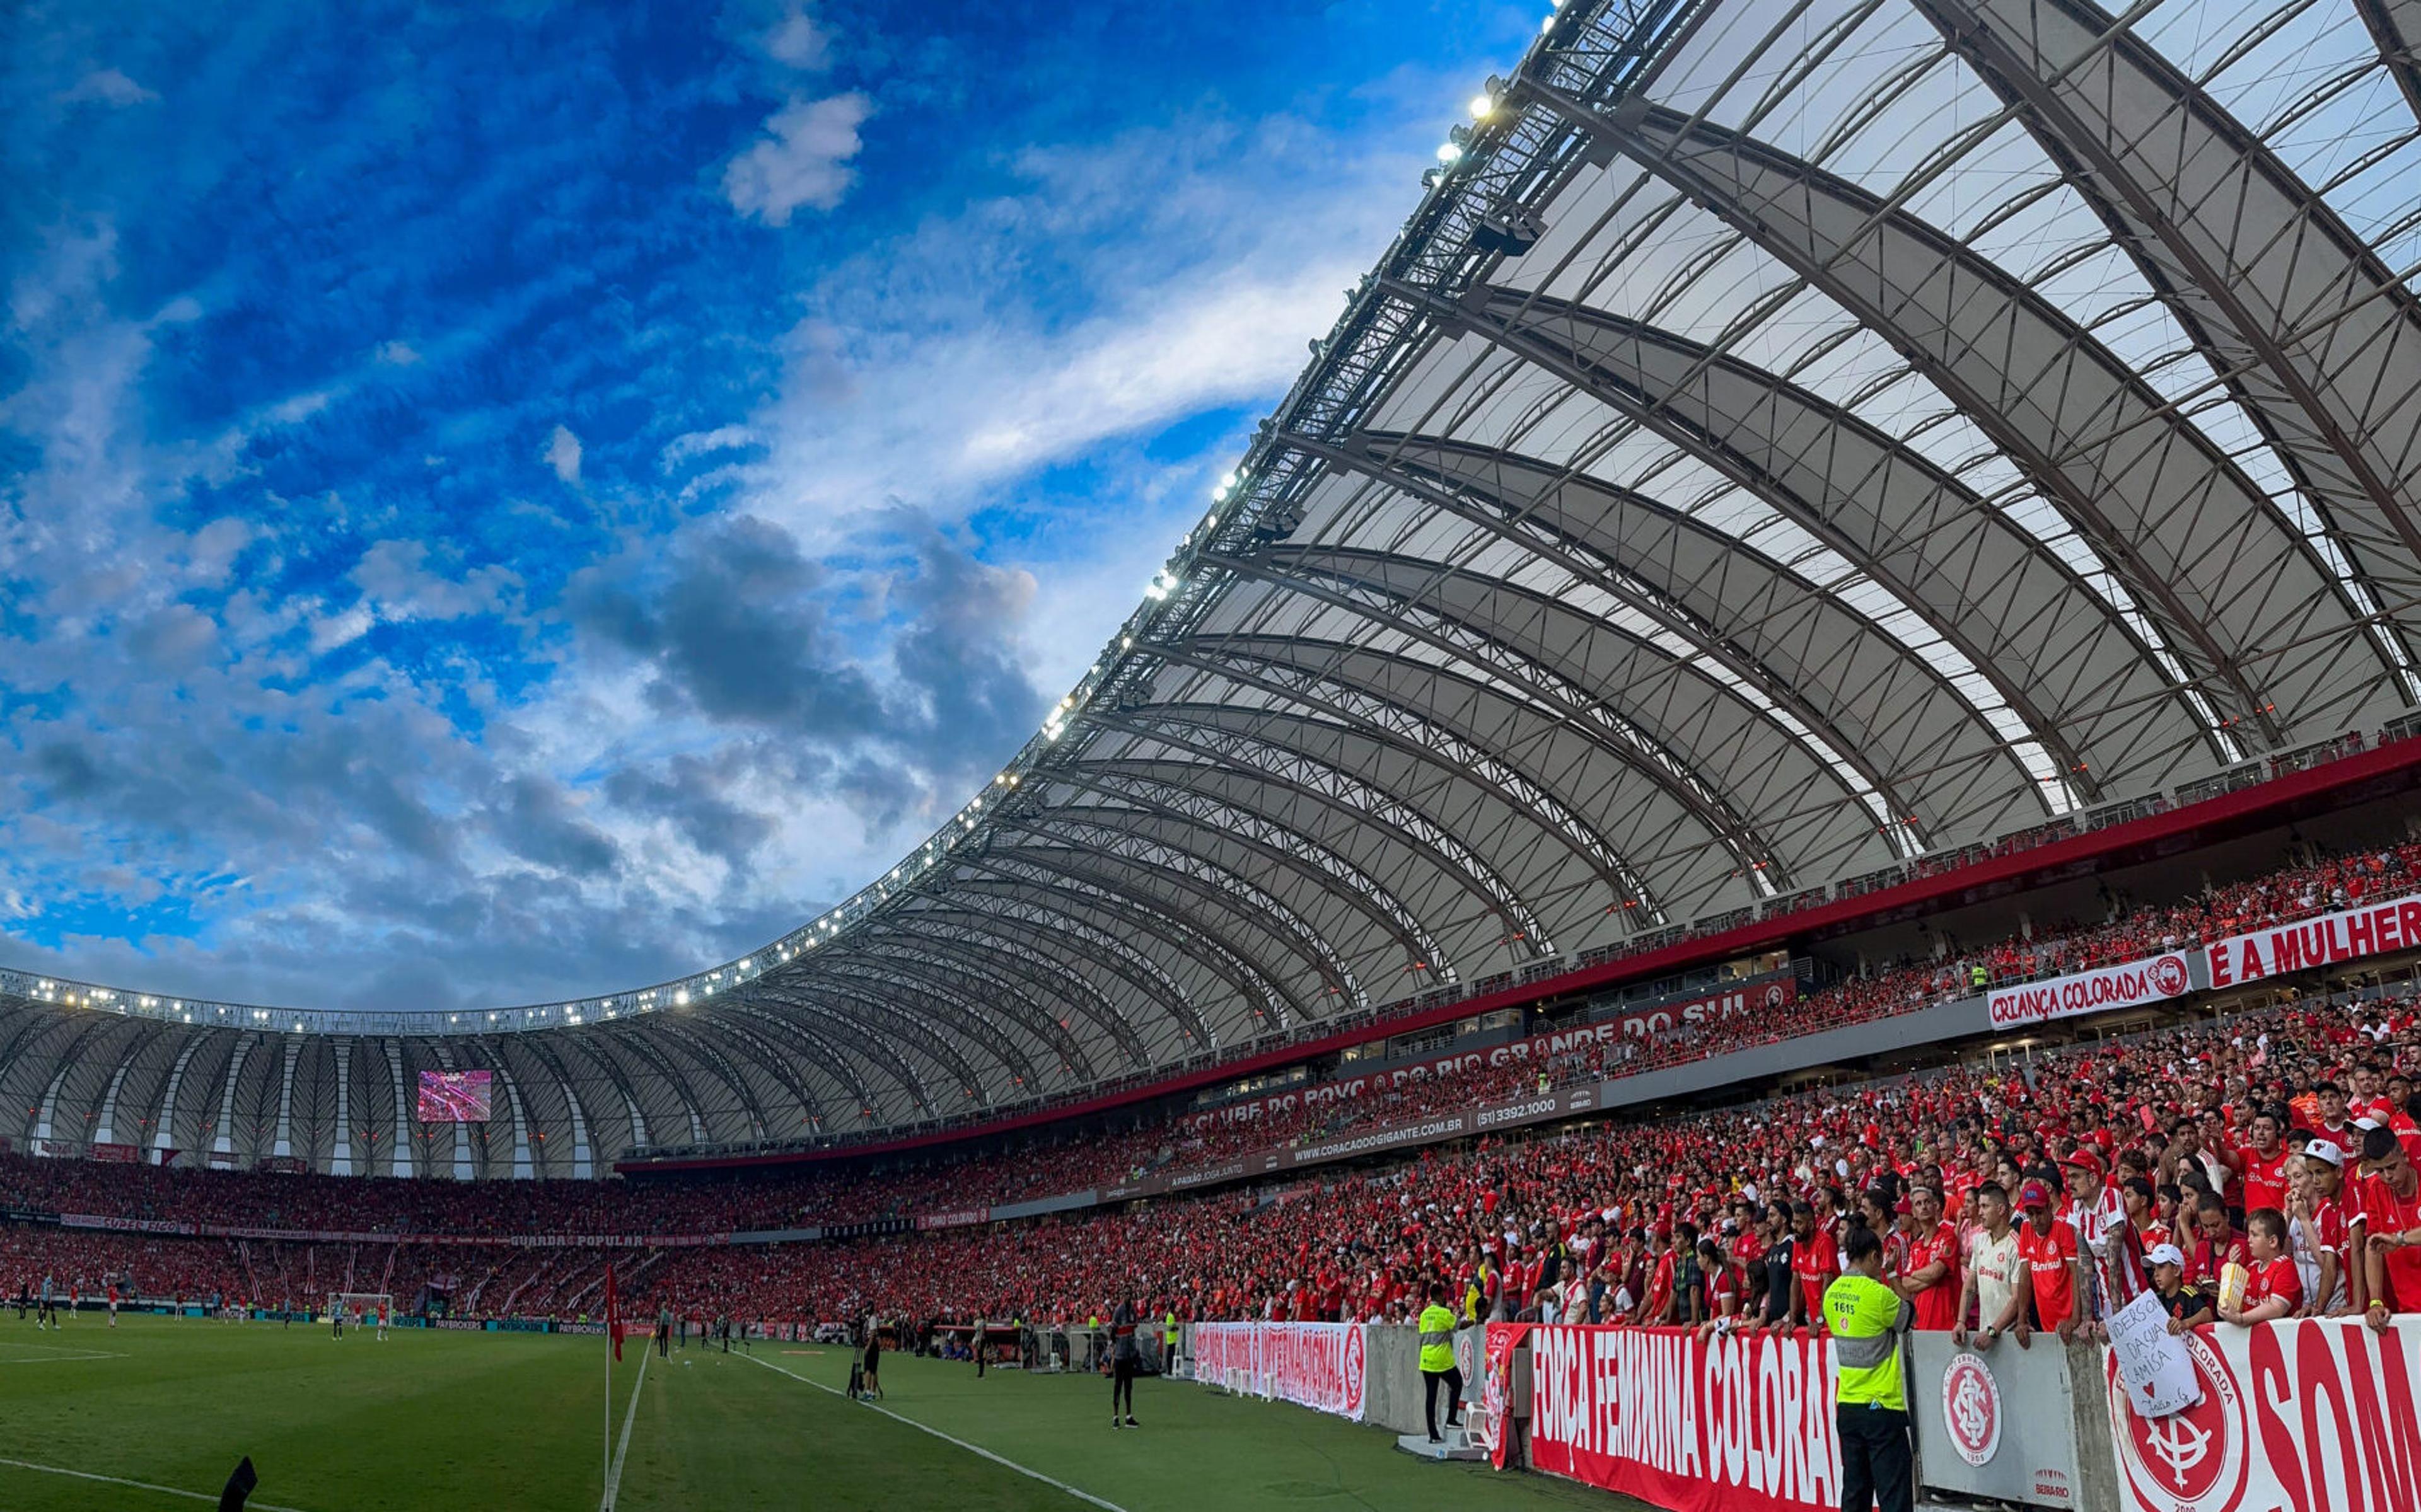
<box><xmin>9</xmin><ymin>0</ymin><xmax>2421</xmax><ymax>1175</ymax></box>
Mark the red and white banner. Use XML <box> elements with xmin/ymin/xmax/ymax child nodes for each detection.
<box><xmin>1605</xmin><ymin>974</ymin><xmax>1795</xmax><ymax>1041</ymax></box>
<box><xmin>1524</xmin><ymin>1325</ymin><xmax>1843</xmax><ymax>1512</ymax></box>
<box><xmin>1987</xmin><ymin>954</ymin><xmax>2192</xmax><ymax>1028</ymax></box>
<box><xmin>1183</xmin><ymin>975</ymin><xmax>1793</xmax><ymax>1133</ymax></box>
<box><xmin>1485</xmin><ymin>1323</ymin><xmax>1530</xmax><ymax>1469</ymax></box>
<box><xmin>2103</xmin><ymin>1316</ymin><xmax>2421</xmax><ymax>1512</ymax></box>
<box><xmin>59</xmin><ymin>1213</ymin><xmax>191</xmax><ymax>1236</ymax></box>
<box><xmin>87</xmin><ymin>1141</ymin><xmax>139</xmax><ymax>1163</ymax></box>
<box><xmin>1187</xmin><ymin>1322</ymin><xmax>1366</xmax><ymax>1422</ymax></box>
<box><xmin>2202</xmin><ymin>891</ymin><xmax>2421</xmax><ymax>989</ymax></box>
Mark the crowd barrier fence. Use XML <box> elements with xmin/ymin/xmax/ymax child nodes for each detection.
<box><xmin>1187</xmin><ymin>1317</ymin><xmax>2421</xmax><ymax>1512</ymax></box>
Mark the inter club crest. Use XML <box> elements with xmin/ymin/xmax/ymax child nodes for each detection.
<box><xmin>1941</xmin><ymin>1351</ymin><xmax>2001</xmax><ymax>1467</ymax></box>
<box><xmin>1342</xmin><ymin>1322</ymin><xmax>1365</xmax><ymax>1415</ymax></box>
<box><xmin>2105</xmin><ymin>1330</ymin><xmax>2248</xmax><ymax>1512</ymax></box>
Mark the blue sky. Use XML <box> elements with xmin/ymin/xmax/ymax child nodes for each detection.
<box><xmin>0</xmin><ymin>1</ymin><xmax>1541</xmax><ymax>1012</ymax></box>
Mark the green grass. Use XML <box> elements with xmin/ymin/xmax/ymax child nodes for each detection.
<box><xmin>0</xmin><ymin>1314</ymin><xmax>1640</xmax><ymax>1511</ymax></box>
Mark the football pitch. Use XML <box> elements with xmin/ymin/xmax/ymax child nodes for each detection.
<box><xmin>0</xmin><ymin>1315</ymin><xmax>1639</xmax><ymax>1511</ymax></box>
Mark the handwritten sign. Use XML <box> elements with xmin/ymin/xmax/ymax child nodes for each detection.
<box><xmin>2105</xmin><ymin>1290</ymin><xmax>2200</xmax><ymax>1419</ymax></box>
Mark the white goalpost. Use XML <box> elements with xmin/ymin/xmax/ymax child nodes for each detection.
<box><xmin>328</xmin><ymin>1291</ymin><xmax>393</xmax><ymax>1327</ymax></box>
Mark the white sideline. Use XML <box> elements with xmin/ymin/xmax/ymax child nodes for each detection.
<box><xmin>0</xmin><ymin>1455</ymin><xmax>313</xmax><ymax>1512</ymax></box>
<box><xmin>0</xmin><ymin>1337</ymin><xmax>127</xmax><ymax>1358</ymax></box>
<box><xmin>742</xmin><ymin>1353</ymin><xmax>1130</xmax><ymax>1512</ymax></box>
<box><xmin>0</xmin><ymin>1349</ymin><xmax>125</xmax><ymax>1364</ymax></box>
<box><xmin>598</xmin><ymin>1344</ymin><xmax>651</xmax><ymax>1511</ymax></box>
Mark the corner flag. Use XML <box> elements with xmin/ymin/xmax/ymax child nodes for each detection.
<box><xmin>605</xmin><ymin>1263</ymin><xmax>623</xmax><ymax>1363</ymax></box>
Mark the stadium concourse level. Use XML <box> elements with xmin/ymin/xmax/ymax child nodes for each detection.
<box><xmin>8</xmin><ymin>844</ymin><xmax>2421</xmax><ymax>1333</ymax></box>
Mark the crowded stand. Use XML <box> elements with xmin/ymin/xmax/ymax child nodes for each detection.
<box><xmin>9</xmin><ymin>990</ymin><xmax>2421</xmax><ymax>1338</ymax></box>
<box><xmin>16</xmin><ymin>840</ymin><xmax>2421</xmax><ymax>1238</ymax></box>
<box><xmin>645</xmin><ymin>993</ymin><xmax>2421</xmax><ymax>1334</ymax></box>
<box><xmin>9</xmin><ymin>841</ymin><xmax>2421</xmax><ymax>1337</ymax></box>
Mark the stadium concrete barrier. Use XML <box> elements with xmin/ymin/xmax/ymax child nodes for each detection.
<box><xmin>1594</xmin><ymin>995</ymin><xmax>1983</xmax><ymax>1114</ymax></box>
<box><xmin>728</xmin><ymin>1225</ymin><xmax>823</xmax><ymax>1244</ymax></box>
<box><xmin>1908</xmin><ymin>1331</ymin><xmax>2118</xmax><ymax>1511</ymax></box>
<box><xmin>989</xmin><ymin>1191</ymin><xmax>1096</xmax><ymax>1220</ymax></box>
<box><xmin>1357</xmin><ymin>1325</ymin><xmax>1425</xmax><ymax>1436</ymax></box>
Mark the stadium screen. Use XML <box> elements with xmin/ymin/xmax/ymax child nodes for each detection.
<box><xmin>416</xmin><ymin>1069</ymin><xmax>494</xmax><ymax>1122</ymax></box>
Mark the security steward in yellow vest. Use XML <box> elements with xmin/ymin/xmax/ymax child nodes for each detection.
<box><xmin>1418</xmin><ymin>1283</ymin><xmax>1465</xmax><ymax>1443</ymax></box>
<box><xmin>1823</xmin><ymin>1225</ymin><xmax>1915</xmax><ymax>1512</ymax></box>
<box><xmin>1163</xmin><ymin>1310</ymin><xmax>1180</xmax><ymax>1375</ymax></box>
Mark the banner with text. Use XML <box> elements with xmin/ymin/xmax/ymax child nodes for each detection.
<box><xmin>1188</xmin><ymin>1321</ymin><xmax>1366</xmax><ymax>1422</ymax></box>
<box><xmin>2202</xmin><ymin>891</ymin><xmax>2421</xmax><ymax>990</ymax></box>
<box><xmin>1987</xmin><ymin>954</ymin><xmax>2192</xmax><ymax>1029</ymax></box>
<box><xmin>1524</xmin><ymin>1324</ymin><xmax>1843</xmax><ymax>1512</ymax></box>
<box><xmin>2102</xmin><ymin>1315</ymin><xmax>2421</xmax><ymax>1512</ymax></box>
<box><xmin>59</xmin><ymin>1213</ymin><xmax>191</xmax><ymax>1236</ymax></box>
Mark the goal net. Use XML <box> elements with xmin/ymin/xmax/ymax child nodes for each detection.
<box><xmin>329</xmin><ymin>1292</ymin><xmax>393</xmax><ymax>1322</ymax></box>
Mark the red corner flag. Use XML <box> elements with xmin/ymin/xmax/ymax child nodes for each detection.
<box><xmin>605</xmin><ymin>1263</ymin><xmax>623</xmax><ymax>1363</ymax></box>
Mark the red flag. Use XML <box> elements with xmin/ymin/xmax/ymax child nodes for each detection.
<box><xmin>605</xmin><ymin>1263</ymin><xmax>623</xmax><ymax>1363</ymax></box>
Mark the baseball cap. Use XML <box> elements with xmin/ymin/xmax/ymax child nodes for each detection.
<box><xmin>2018</xmin><ymin>1180</ymin><xmax>2052</xmax><ymax>1209</ymax></box>
<box><xmin>2303</xmin><ymin>1139</ymin><xmax>2347</xmax><ymax>1168</ymax></box>
<box><xmin>2147</xmin><ymin>1244</ymin><xmax>2186</xmax><ymax>1269</ymax></box>
<box><xmin>2060</xmin><ymin>1148</ymin><xmax>2103</xmax><ymax>1175</ymax></box>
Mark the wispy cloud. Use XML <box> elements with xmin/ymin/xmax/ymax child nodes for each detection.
<box><xmin>748</xmin><ymin>113</ymin><xmax>1419</xmax><ymax>535</ymax></box>
<box><xmin>763</xmin><ymin>4</ymin><xmax>832</xmax><ymax>71</ymax></box>
<box><xmin>62</xmin><ymin>67</ymin><xmax>154</xmax><ymax>107</ymax></box>
<box><xmin>545</xmin><ymin>423</ymin><xmax>583</xmax><ymax>484</ymax></box>
<box><xmin>722</xmin><ymin>91</ymin><xmax>874</xmax><ymax>225</ymax></box>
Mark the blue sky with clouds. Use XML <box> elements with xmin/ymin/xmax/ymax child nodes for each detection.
<box><xmin>0</xmin><ymin>1</ymin><xmax>1541</xmax><ymax>1012</ymax></box>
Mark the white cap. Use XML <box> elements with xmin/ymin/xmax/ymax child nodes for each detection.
<box><xmin>2304</xmin><ymin>1138</ymin><xmax>2347</xmax><ymax>1169</ymax></box>
<box><xmin>2147</xmin><ymin>1244</ymin><xmax>2186</xmax><ymax>1269</ymax></box>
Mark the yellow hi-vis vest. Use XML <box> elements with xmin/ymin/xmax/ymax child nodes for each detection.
<box><xmin>1823</xmin><ymin>1273</ymin><xmax>1911</xmax><ymax>1412</ymax></box>
<box><xmin>1418</xmin><ymin>1304</ymin><xmax>1458</xmax><ymax>1373</ymax></box>
<box><xmin>1164</xmin><ymin>1312</ymin><xmax>1179</xmax><ymax>1344</ymax></box>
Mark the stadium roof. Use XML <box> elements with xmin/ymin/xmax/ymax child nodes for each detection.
<box><xmin>11</xmin><ymin>0</ymin><xmax>2421</xmax><ymax>1175</ymax></box>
